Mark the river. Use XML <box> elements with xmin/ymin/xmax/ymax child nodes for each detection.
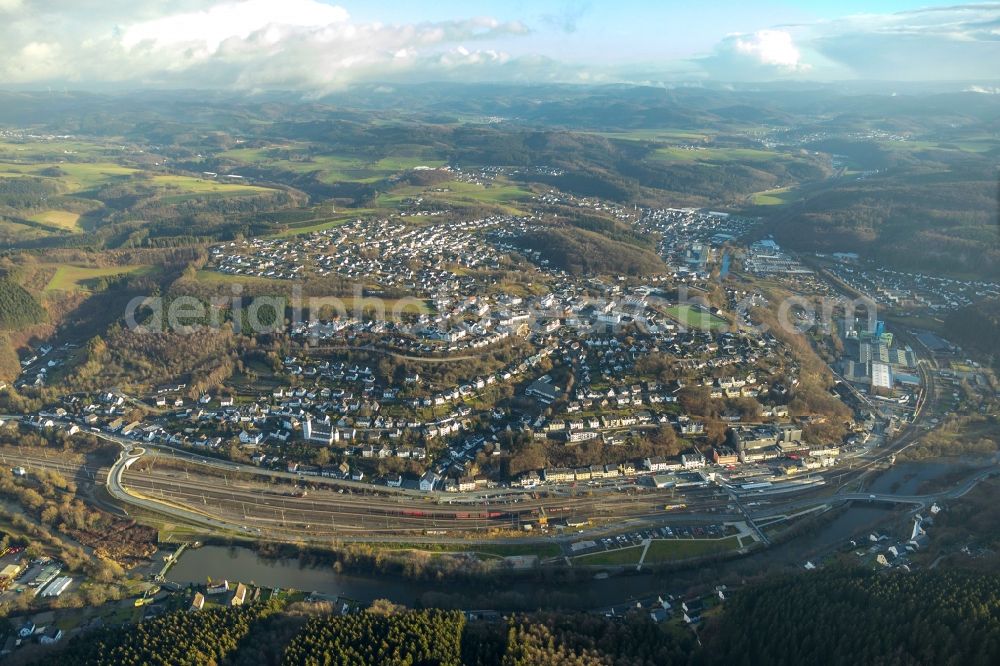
<box><xmin>165</xmin><ymin>543</ymin><xmax>681</xmax><ymax>609</ymax></box>
<box><xmin>165</xmin><ymin>460</ymin><xmax>978</xmax><ymax>609</ymax></box>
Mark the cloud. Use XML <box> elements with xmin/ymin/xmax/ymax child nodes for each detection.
<box><xmin>730</xmin><ymin>30</ymin><xmax>808</xmax><ymax>71</ymax></box>
<box><xmin>695</xmin><ymin>29</ymin><xmax>811</xmax><ymax>80</ymax></box>
<box><xmin>119</xmin><ymin>0</ymin><xmax>350</xmax><ymax>52</ymax></box>
<box><xmin>689</xmin><ymin>3</ymin><xmax>1000</xmax><ymax>82</ymax></box>
<box><xmin>0</xmin><ymin>1</ymin><xmax>998</xmax><ymax>88</ymax></box>
<box><xmin>0</xmin><ymin>0</ymin><xmax>531</xmax><ymax>90</ymax></box>
<box><xmin>804</xmin><ymin>4</ymin><xmax>1000</xmax><ymax>80</ymax></box>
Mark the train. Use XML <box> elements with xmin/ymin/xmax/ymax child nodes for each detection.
<box><xmin>396</xmin><ymin>508</ymin><xmax>512</xmax><ymax>521</ymax></box>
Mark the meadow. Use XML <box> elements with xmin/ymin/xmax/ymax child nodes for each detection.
<box><xmin>27</xmin><ymin>209</ymin><xmax>82</xmax><ymax>231</ymax></box>
<box><xmin>220</xmin><ymin>144</ymin><xmax>447</xmax><ymax>185</ymax></box>
<box><xmin>751</xmin><ymin>186</ymin><xmax>801</xmax><ymax>206</ymax></box>
<box><xmin>150</xmin><ymin>174</ymin><xmax>272</xmax><ymax>203</ymax></box>
<box><xmin>268</xmin><ymin>210</ymin><xmax>373</xmax><ymax>238</ymax></box>
<box><xmin>663</xmin><ymin>304</ymin><xmax>729</xmax><ymax>330</ymax></box>
<box><xmin>376</xmin><ymin>178</ymin><xmax>533</xmax><ymax>215</ymax></box>
<box><xmin>651</xmin><ymin>146</ymin><xmax>783</xmax><ymax>164</ymax></box>
<box><xmin>44</xmin><ymin>263</ymin><xmax>154</xmax><ymax>292</ymax></box>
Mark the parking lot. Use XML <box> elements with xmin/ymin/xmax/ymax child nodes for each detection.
<box><xmin>568</xmin><ymin>524</ymin><xmax>730</xmax><ymax>556</ymax></box>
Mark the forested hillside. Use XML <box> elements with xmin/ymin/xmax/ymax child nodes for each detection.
<box><xmin>53</xmin><ymin>600</ymin><xmax>281</xmax><ymax>666</ymax></box>
<box><xmin>516</xmin><ymin>227</ymin><xmax>666</xmax><ymax>276</ymax></box>
<box><xmin>281</xmin><ymin>608</ymin><xmax>466</xmax><ymax>666</ymax></box>
<box><xmin>770</xmin><ymin>157</ymin><xmax>999</xmax><ymax>278</ymax></box>
<box><xmin>0</xmin><ymin>276</ymin><xmax>46</xmax><ymax>330</ymax></box>
<box><xmin>702</xmin><ymin>569</ymin><xmax>1000</xmax><ymax>665</ymax></box>
<box><xmin>945</xmin><ymin>298</ymin><xmax>1000</xmax><ymax>370</ymax></box>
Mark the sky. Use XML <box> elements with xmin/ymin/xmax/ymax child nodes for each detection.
<box><xmin>0</xmin><ymin>0</ymin><xmax>998</xmax><ymax>91</ymax></box>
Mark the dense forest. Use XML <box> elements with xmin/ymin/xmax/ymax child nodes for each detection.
<box><xmin>486</xmin><ymin>612</ymin><xmax>697</xmax><ymax>666</ymax></box>
<box><xmin>702</xmin><ymin>569</ymin><xmax>1000</xmax><ymax>665</ymax></box>
<box><xmin>945</xmin><ymin>298</ymin><xmax>1000</xmax><ymax>370</ymax></box>
<box><xmin>770</xmin><ymin>157</ymin><xmax>999</xmax><ymax>279</ymax></box>
<box><xmin>280</xmin><ymin>606</ymin><xmax>696</xmax><ymax>666</ymax></box>
<box><xmin>516</xmin><ymin>227</ymin><xmax>666</xmax><ymax>277</ymax></box>
<box><xmin>0</xmin><ymin>276</ymin><xmax>46</xmax><ymax>329</ymax></box>
<box><xmin>52</xmin><ymin>600</ymin><xmax>282</xmax><ymax>666</ymax></box>
<box><xmin>65</xmin><ymin>324</ymin><xmax>240</xmax><ymax>396</ymax></box>
<box><xmin>0</xmin><ymin>176</ymin><xmax>61</xmax><ymax>208</ymax></box>
<box><xmin>282</xmin><ymin>608</ymin><xmax>466</xmax><ymax>666</ymax></box>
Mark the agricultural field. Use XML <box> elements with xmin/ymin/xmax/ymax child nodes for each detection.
<box><xmin>44</xmin><ymin>263</ymin><xmax>154</xmax><ymax>292</ymax></box>
<box><xmin>0</xmin><ymin>139</ymin><xmax>122</xmax><ymax>166</ymax></box>
<box><xmin>0</xmin><ymin>218</ymin><xmax>54</xmax><ymax>241</ymax></box>
<box><xmin>150</xmin><ymin>174</ymin><xmax>272</xmax><ymax>203</ymax></box>
<box><xmin>27</xmin><ymin>209</ymin><xmax>82</xmax><ymax>230</ymax></box>
<box><xmin>877</xmin><ymin>136</ymin><xmax>1000</xmax><ymax>154</ymax></box>
<box><xmin>377</xmin><ymin>178</ymin><xmax>533</xmax><ymax>214</ymax></box>
<box><xmin>0</xmin><ymin>160</ymin><xmax>136</xmax><ymax>192</ymax></box>
<box><xmin>268</xmin><ymin>209</ymin><xmax>374</xmax><ymax>238</ymax></box>
<box><xmin>39</xmin><ymin>161</ymin><xmax>138</xmax><ymax>191</ymax></box>
<box><xmin>439</xmin><ymin>180</ymin><xmax>533</xmax><ymax>206</ymax></box>
<box><xmin>1</xmin><ymin>159</ymin><xmax>274</xmax><ymax>200</ymax></box>
<box><xmin>650</xmin><ymin>146</ymin><xmax>783</xmax><ymax>164</ymax></box>
<box><xmin>587</xmin><ymin>129</ymin><xmax>714</xmax><ymax>143</ymax></box>
<box><xmin>220</xmin><ymin>144</ymin><xmax>447</xmax><ymax>184</ymax></box>
<box><xmin>751</xmin><ymin>186</ymin><xmax>800</xmax><ymax>206</ymax></box>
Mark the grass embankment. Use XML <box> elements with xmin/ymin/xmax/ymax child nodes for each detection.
<box><xmin>575</xmin><ymin>536</ymin><xmax>742</xmax><ymax>566</ymax></box>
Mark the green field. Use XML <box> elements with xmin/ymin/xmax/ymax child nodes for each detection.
<box><xmin>220</xmin><ymin>144</ymin><xmax>446</xmax><ymax>185</ymax></box>
<box><xmin>193</xmin><ymin>269</ymin><xmax>287</xmax><ymax>286</ymax></box>
<box><xmin>587</xmin><ymin>129</ymin><xmax>713</xmax><ymax>143</ymax></box>
<box><xmin>151</xmin><ymin>175</ymin><xmax>272</xmax><ymax>203</ymax></box>
<box><xmin>377</xmin><ymin>178</ymin><xmax>532</xmax><ymax>214</ymax></box>
<box><xmin>573</xmin><ymin>535</ymin><xmax>742</xmax><ymax>567</ymax></box>
<box><xmin>28</xmin><ymin>209</ymin><xmax>82</xmax><ymax>231</ymax></box>
<box><xmin>575</xmin><ymin>545</ymin><xmax>644</xmax><ymax>566</ymax></box>
<box><xmin>0</xmin><ymin>160</ymin><xmax>137</xmax><ymax>192</ymax></box>
<box><xmin>373</xmin><ymin>156</ymin><xmax>447</xmax><ymax>171</ymax></box>
<box><xmin>879</xmin><ymin>137</ymin><xmax>1000</xmax><ymax>154</ymax></box>
<box><xmin>651</xmin><ymin>146</ymin><xmax>782</xmax><ymax>164</ymax></box>
<box><xmin>44</xmin><ymin>162</ymin><xmax>138</xmax><ymax>191</ymax></box>
<box><xmin>0</xmin><ymin>160</ymin><xmax>273</xmax><ymax>202</ymax></box>
<box><xmin>642</xmin><ymin>536</ymin><xmax>741</xmax><ymax>563</ymax></box>
<box><xmin>664</xmin><ymin>305</ymin><xmax>729</xmax><ymax>330</ymax></box>
<box><xmin>752</xmin><ymin>186</ymin><xmax>800</xmax><ymax>206</ymax></box>
<box><xmin>442</xmin><ymin>180</ymin><xmax>532</xmax><ymax>205</ymax></box>
<box><xmin>269</xmin><ymin>210</ymin><xmax>373</xmax><ymax>238</ymax></box>
<box><xmin>0</xmin><ymin>218</ymin><xmax>54</xmax><ymax>241</ymax></box>
<box><xmin>0</xmin><ymin>139</ymin><xmax>117</xmax><ymax>161</ymax></box>
<box><xmin>44</xmin><ymin>263</ymin><xmax>153</xmax><ymax>292</ymax></box>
